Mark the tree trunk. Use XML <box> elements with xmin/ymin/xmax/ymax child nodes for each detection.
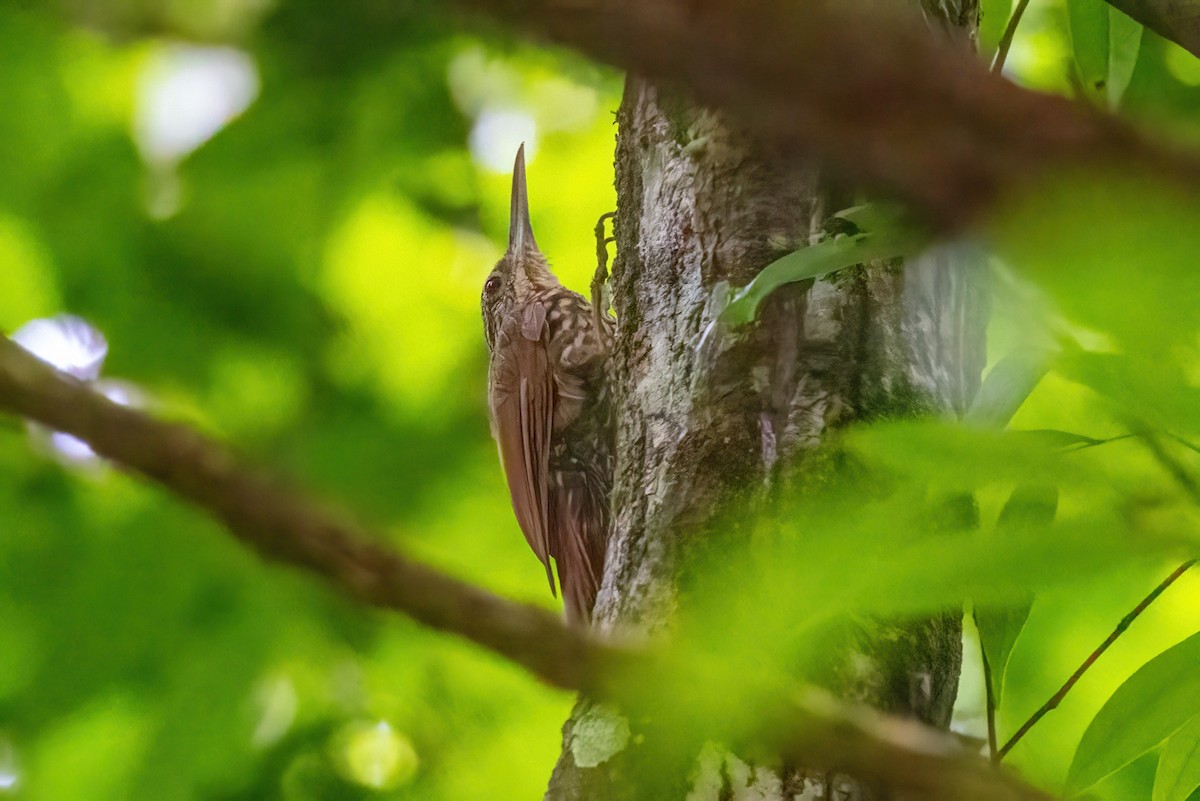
<box><xmin>547</xmin><ymin>5</ymin><xmax>984</xmax><ymax>798</ymax></box>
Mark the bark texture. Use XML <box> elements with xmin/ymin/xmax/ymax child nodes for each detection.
<box><xmin>546</xmin><ymin>4</ymin><xmax>985</xmax><ymax>800</ymax></box>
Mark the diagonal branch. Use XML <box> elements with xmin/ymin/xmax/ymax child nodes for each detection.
<box><xmin>448</xmin><ymin>0</ymin><xmax>1200</xmax><ymax>230</ymax></box>
<box><xmin>1101</xmin><ymin>0</ymin><xmax>1200</xmax><ymax>58</ymax></box>
<box><xmin>0</xmin><ymin>332</ymin><xmax>1054</xmax><ymax>800</ymax></box>
<box><xmin>0</xmin><ymin>334</ymin><xmax>622</xmax><ymax>694</ymax></box>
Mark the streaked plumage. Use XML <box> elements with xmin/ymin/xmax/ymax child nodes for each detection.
<box><xmin>482</xmin><ymin>145</ymin><xmax>614</xmax><ymax>625</ymax></box>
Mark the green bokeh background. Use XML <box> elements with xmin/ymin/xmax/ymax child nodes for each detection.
<box><xmin>0</xmin><ymin>1</ymin><xmax>1198</xmax><ymax>798</ymax></box>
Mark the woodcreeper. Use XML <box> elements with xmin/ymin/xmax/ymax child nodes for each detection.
<box><xmin>481</xmin><ymin>145</ymin><xmax>614</xmax><ymax>625</ymax></box>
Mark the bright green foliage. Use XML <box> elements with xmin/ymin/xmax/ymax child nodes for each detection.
<box><xmin>1066</xmin><ymin>632</ymin><xmax>1200</xmax><ymax>795</ymax></box>
<box><xmin>966</xmin><ymin>348</ymin><xmax>1055</xmax><ymax>429</ymax></box>
<box><xmin>1108</xmin><ymin>9</ymin><xmax>1145</xmax><ymax>104</ymax></box>
<box><xmin>975</xmin><ymin>485</ymin><xmax>1057</xmax><ymax>707</ymax></box>
<box><xmin>0</xmin><ymin>2</ymin><xmax>619</xmax><ymax>798</ymax></box>
<box><xmin>1154</xmin><ymin>713</ymin><xmax>1200</xmax><ymax>801</ymax></box>
<box><xmin>0</xmin><ymin>1</ymin><xmax>1199</xmax><ymax>800</ymax></box>
<box><xmin>1065</xmin><ymin>0</ymin><xmax>1144</xmax><ymax>106</ymax></box>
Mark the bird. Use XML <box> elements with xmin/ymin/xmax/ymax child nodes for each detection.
<box><xmin>481</xmin><ymin>144</ymin><xmax>614</xmax><ymax>626</ymax></box>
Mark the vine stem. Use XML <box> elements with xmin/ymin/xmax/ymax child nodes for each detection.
<box><xmin>981</xmin><ymin>646</ymin><xmax>1000</xmax><ymax>762</ymax></box>
<box><xmin>992</xmin><ymin>0</ymin><xmax>1032</xmax><ymax>74</ymax></box>
<box><xmin>997</xmin><ymin>559</ymin><xmax>1196</xmax><ymax>760</ymax></box>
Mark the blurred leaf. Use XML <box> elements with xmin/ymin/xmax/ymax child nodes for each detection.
<box><xmin>975</xmin><ymin>602</ymin><xmax>1029</xmax><ymax>705</ymax></box>
<box><xmin>26</xmin><ymin>695</ymin><xmax>149</xmax><ymax>801</ymax></box>
<box><xmin>846</xmin><ymin>420</ymin><xmax>1088</xmax><ymax>490</ymax></box>
<box><xmin>1059</xmin><ymin>351</ymin><xmax>1200</xmax><ymax>438</ymax></box>
<box><xmin>1020</xmin><ymin>429</ymin><xmax>1129</xmax><ymax>450</ymax></box>
<box><xmin>967</xmin><ymin>348</ymin><xmax>1056</xmax><ymax>429</ymax></box>
<box><xmin>0</xmin><ymin>215</ymin><xmax>60</xmax><ymax>330</ymax></box>
<box><xmin>993</xmin><ymin>174</ymin><xmax>1200</xmax><ymax>355</ymax></box>
<box><xmin>1108</xmin><ymin>8</ymin><xmax>1144</xmax><ymax>106</ymax></box>
<box><xmin>1065</xmin><ymin>0</ymin><xmax>1143</xmax><ymax>106</ymax></box>
<box><xmin>1067</xmin><ymin>0</ymin><xmax>1110</xmax><ymax>94</ymax></box>
<box><xmin>331</xmin><ymin>720</ymin><xmax>419</xmax><ymax>790</ymax></box>
<box><xmin>676</xmin><ymin>422</ymin><xmax>1162</xmax><ymax>688</ymax></box>
<box><xmin>1066</xmin><ymin>631</ymin><xmax>1200</xmax><ymax>796</ymax></box>
<box><xmin>998</xmin><ymin>485</ymin><xmax>1059</xmax><ymax>530</ymax></box>
<box><xmin>975</xmin><ymin>485</ymin><xmax>1058</xmax><ymax>704</ymax></box>
<box><xmin>1154</xmin><ymin>713</ymin><xmax>1200</xmax><ymax>801</ymax></box>
<box><xmin>719</xmin><ymin>204</ymin><xmax>925</xmax><ymax>325</ymax></box>
<box><xmin>0</xmin><ymin>9</ymin><xmax>604</xmax><ymax>798</ymax></box>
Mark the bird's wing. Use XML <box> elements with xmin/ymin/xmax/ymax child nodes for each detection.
<box><xmin>489</xmin><ymin>302</ymin><xmax>558</xmax><ymax>596</ymax></box>
<box><xmin>551</xmin><ymin>474</ymin><xmax>608</xmax><ymax>625</ymax></box>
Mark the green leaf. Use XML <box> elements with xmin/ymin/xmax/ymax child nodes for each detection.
<box><xmin>997</xmin><ymin>484</ymin><xmax>1059</xmax><ymax>530</ymax></box>
<box><xmin>975</xmin><ymin>485</ymin><xmax>1057</xmax><ymax>703</ymax></box>
<box><xmin>1067</xmin><ymin>0</ymin><xmax>1110</xmax><ymax>95</ymax></box>
<box><xmin>1107</xmin><ymin>7</ymin><xmax>1143</xmax><ymax>107</ymax></box>
<box><xmin>1059</xmin><ymin>351</ymin><xmax>1200</xmax><ymax>438</ymax></box>
<box><xmin>719</xmin><ymin>204</ymin><xmax>924</xmax><ymax>325</ymax></box>
<box><xmin>975</xmin><ymin>603</ymin><xmax>1028</xmax><ymax>704</ymax></box>
<box><xmin>1154</xmin><ymin>713</ymin><xmax>1200</xmax><ymax>801</ymax></box>
<box><xmin>1064</xmin><ymin>0</ymin><xmax>1144</xmax><ymax>107</ymax></box>
<box><xmin>993</xmin><ymin>175</ymin><xmax>1200</xmax><ymax>355</ymax></box>
<box><xmin>1066</xmin><ymin>631</ymin><xmax>1200</xmax><ymax>796</ymax></box>
<box><xmin>965</xmin><ymin>348</ymin><xmax>1056</xmax><ymax>429</ymax></box>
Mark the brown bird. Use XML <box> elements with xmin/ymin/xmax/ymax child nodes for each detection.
<box><xmin>481</xmin><ymin>145</ymin><xmax>614</xmax><ymax>626</ymax></box>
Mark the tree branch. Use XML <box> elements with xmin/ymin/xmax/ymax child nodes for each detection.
<box><xmin>765</xmin><ymin>686</ymin><xmax>1053</xmax><ymax>801</ymax></box>
<box><xmin>450</xmin><ymin>0</ymin><xmax>1200</xmax><ymax>230</ymax></box>
<box><xmin>992</xmin><ymin>0</ymin><xmax>1032</xmax><ymax>74</ymax></box>
<box><xmin>0</xmin><ymin>334</ymin><xmax>622</xmax><ymax>694</ymax></box>
<box><xmin>1102</xmin><ymin>0</ymin><xmax>1200</xmax><ymax>59</ymax></box>
<box><xmin>0</xmin><ymin>332</ymin><xmax>1053</xmax><ymax>800</ymax></box>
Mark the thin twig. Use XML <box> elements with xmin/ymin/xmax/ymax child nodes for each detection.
<box><xmin>981</xmin><ymin>646</ymin><xmax>1000</xmax><ymax>763</ymax></box>
<box><xmin>1062</xmin><ymin>432</ymin><xmax>1138</xmax><ymax>453</ymax></box>
<box><xmin>1170</xmin><ymin>433</ymin><xmax>1200</xmax><ymax>455</ymax></box>
<box><xmin>1141</xmin><ymin>430</ymin><xmax>1200</xmax><ymax>505</ymax></box>
<box><xmin>997</xmin><ymin>560</ymin><xmax>1196</xmax><ymax>759</ymax></box>
<box><xmin>991</xmin><ymin>0</ymin><xmax>1032</xmax><ymax>74</ymax></box>
<box><xmin>990</xmin><ymin>430</ymin><xmax>1200</xmax><ymax>752</ymax></box>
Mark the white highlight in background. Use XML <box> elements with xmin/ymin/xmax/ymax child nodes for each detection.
<box><xmin>0</xmin><ymin>736</ymin><xmax>17</xmax><ymax>793</ymax></box>
<box><xmin>12</xmin><ymin>315</ymin><xmax>108</xmax><ymax>380</ymax></box>
<box><xmin>10</xmin><ymin>316</ymin><xmax>141</xmax><ymax>465</ymax></box>
<box><xmin>468</xmin><ymin>109</ymin><xmax>537</xmax><ymax>173</ymax></box>
<box><xmin>135</xmin><ymin>45</ymin><xmax>259</xmax><ymax>165</ymax></box>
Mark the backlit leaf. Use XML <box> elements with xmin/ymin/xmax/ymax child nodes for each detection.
<box><xmin>1066</xmin><ymin>631</ymin><xmax>1200</xmax><ymax>796</ymax></box>
<box><xmin>975</xmin><ymin>485</ymin><xmax>1057</xmax><ymax>703</ymax></box>
<box><xmin>1066</xmin><ymin>0</ymin><xmax>1109</xmax><ymax>95</ymax></box>
<box><xmin>966</xmin><ymin>348</ymin><xmax>1055</xmax><ymax>429</ymax></box>
<box><xmin>1107</xmin><ymin>7</ymin><xmax>1143</xmax><ymax>107</ymax></box>
<box><xmin>1154</xmin><ymin>712</ymin><xmax>1200</xmax><ymax>801</ymax></box>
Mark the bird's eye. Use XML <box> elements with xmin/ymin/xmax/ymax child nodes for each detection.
<box><xmin>484</xmin><ymin>276</ymin><xmax>501</xmax><ymax>296</ymax></box>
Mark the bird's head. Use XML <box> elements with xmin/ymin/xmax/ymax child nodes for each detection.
<box><xmin>482</xmin><ymin>144</ymin><xmax>558</xmax><ymax>351</ymax></box>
